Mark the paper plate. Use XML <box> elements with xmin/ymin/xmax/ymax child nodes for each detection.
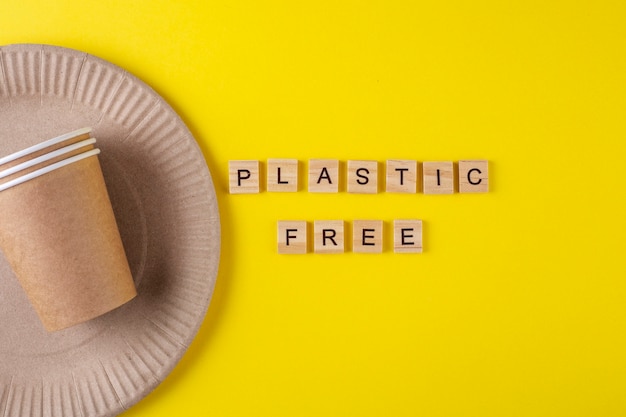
<box><xmin>0</xmin><ymin>44</ymin><xmax>220</xmax><ymax>417</ymax></box>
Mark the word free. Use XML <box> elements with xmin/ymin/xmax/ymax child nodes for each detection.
<box><xmin>277</xmin><ymin>219</ymin><xmax>422</xmax><ymax>254</ymax></box>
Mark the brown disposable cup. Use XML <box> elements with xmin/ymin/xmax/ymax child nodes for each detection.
<box><xmin>0</xmin><ymin>150</ymin><xmax>137</xmax><ymax>331</ymax></box>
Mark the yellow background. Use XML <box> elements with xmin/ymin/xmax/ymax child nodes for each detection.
<box><xmin>2</xmin><ymin>0</ymin><xmax>626</xmax><ymax>416</ymax></box>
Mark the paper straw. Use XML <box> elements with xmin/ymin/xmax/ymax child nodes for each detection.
<box><xmin>0</xmin><ymin>127</ymin><xmax>92</xmax><ymax>165</ymax></box>
<box><xmin>0</xmin><ymin>138</ymin><xmax>97</xmax><ymax>179</ymax></box>
<box><xmin>0</xmin><ymin>149</ymin><xmax>101</xmax><ymax>192</ymax></box>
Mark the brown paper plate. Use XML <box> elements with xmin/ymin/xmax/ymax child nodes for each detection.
<box><xmin>0</xmin><ymin>44</ymin><xmax>220</xmax><ymax>416</ymax></box>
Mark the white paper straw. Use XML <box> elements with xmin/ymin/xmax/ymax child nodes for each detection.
<box><xmin>0</xmin><ymin>127</ymin><xmax>92</xmax><ymax>165</ymax></box>
<box><xmin>0</xmin><ymin>138</ymin><xmax>97</xmax><ymax>179</ymax></box>
<box><xmin>0</xmin><ymin>149</ymin><xmax>101</xmax><ymax>192</ymax></box>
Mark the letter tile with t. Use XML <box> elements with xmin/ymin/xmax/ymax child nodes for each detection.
<box><xmin>386</xmin><ymin>159</ymin><xmax>417</xmax><ymax>193</ymax></box>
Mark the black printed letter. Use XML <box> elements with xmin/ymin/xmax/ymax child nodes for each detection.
<box><xmin>362</xmin><ymin>229</ymin><xmax>375</xmax><ymax>246</ymax></box>
<box><xmin>401</xmin><ymin>228</ymin><xmax>415</xmax><ymax>246</ymax></box>
<box><xmin>237</xmin><ymin>169</ymin><xmax>251</xmax><ymax>186</ymax></box>
<box><xmin>467</xmin><ymin>168</ymin><xmax>482</xmax><ymax>185</ymax></box>
<box><xmin>285</xmin><ymin>229</ymin><xmax>298</xmax><ymax>246</ymax></box>
<box><xmin>317</xmin><ymin>167</ymin><xmax>332</xmax><ymax>184</ymax></box>
<box><xmin>356</xmin><ymin>168</ymin><xmax>370</xmax><ymax>185</ymax></box>
<box><xmin>277</xmin><ymin>167</ymin><xmax>288</xmax><ymax>184</ymax></box>
<box><xmin>395</xmin><ymin>168</ymin><xmax>408</xmax><ymax>185</ymax></box>
<box><xmin>322</xmin><ymin>229</ymin><xmax>337</xmax><ymax>246</ymax></box>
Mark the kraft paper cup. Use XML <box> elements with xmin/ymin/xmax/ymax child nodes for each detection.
<box><xmin>0</xmin><ymin>138</ymin><xmax>96</xmax><ymax>186</ymax></box>
<box><xmin>0</xmin><ymin>148</ymin><xmax>137</xmax><ymax>332</ymax></box>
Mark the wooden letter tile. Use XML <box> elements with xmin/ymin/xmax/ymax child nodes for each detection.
<box><xmin>314</xmin><ymin>220</ymin><xmax>344</xmax><ymax>253</ymax></box>
<box><xmin>277</xmin><ymin>221</ymin><xmax>308</xmax><ymax>254</ymax></box>
<box><xmin>386</xmin><ymin>160</ymin><xmax>417</xmax><ymax>193</ymax></box>
<box><xmin>229</xmin><ymin>160</ymin><xmax>260</xmax><ymax>194</ymax></box>
<box><xmin>394</xmin><ymin>220</ymin><xmax>423</xmax><ymax>253</ymax></box>
<box><xmin>347</xmin><ymin>160</ymin><xmax>378</xmax><ymax>194</ymax></box>
<box><xmin>422</xmin><ymin>161</ymin><xmax>453</xmax><ymax>194</ymax></box>
<box><xmin>352</xmin><ymin>220</ymin><xmax>383</xmax><ymax>253</ymax></box>
<box><xmin>267</xmin><ymin>159</ymin><xmax>298</xmax><ymax>192</ymax></box>
<box><xmin>308</xmin><ymin>159</ymin><xmax>339</xmax><ymax>193</ymax></box>
<box><xmin>459</xmin><ymin>160</ymin><xmax>489</xmax><ymax>193</ymax></box>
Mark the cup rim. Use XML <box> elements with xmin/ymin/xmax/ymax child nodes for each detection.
<box><xmin>0</xmin><ymin>127</ymin><xmax>92</xmax><ymax>166</ymax></box>
<box><xmin>0</xmin><ymin>138</ymin><xmax>97</xmax><ymax>179</ymax></box>
<box><xmin>0</xmin><ymin>148</ymin><xmax>101</xmax><ymax>192</ymax></box>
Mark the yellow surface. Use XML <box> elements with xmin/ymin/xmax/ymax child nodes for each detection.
<box><xmin>2</xmin><ymin>1</ymin><xmax>626</xmax><ymax>416</ymax></box>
